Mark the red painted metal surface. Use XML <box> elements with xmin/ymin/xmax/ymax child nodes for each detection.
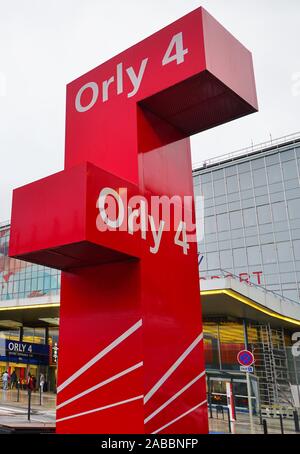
<box><xmin>9</xmin><ymin>7</ymin><xmax>257</xmax><ymax>434</ymax></box>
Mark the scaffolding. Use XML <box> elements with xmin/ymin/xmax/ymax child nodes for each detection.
<box><xmin>251</xmin><ymin>324</ymin><xmax>293</xmax><ymax>409</ymax></box>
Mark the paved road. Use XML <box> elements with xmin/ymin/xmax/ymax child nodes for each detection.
<box><xmin>0</xmin><ymin>389</ymin><xmax>55</xmax><ymax>428</ymax></box>
<box><xmin>0</xmin><ymin>390</ymin><xmax>299</xmax><ymax>434</ymax></box>
<box><xmin>209</xmin><ymin>412</ymin><xmax>300</xmax><ymax>435</ymax></box>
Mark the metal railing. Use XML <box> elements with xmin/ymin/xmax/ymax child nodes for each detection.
<box><xmin>0</xmin><ymin>220</ymin><xmax>10</xmax><ymax>229</ymax></box>
<box><xmin>217</xmin><ymin>268</ymin><xmax>300</xmax><ymax>307</ymax></box>
<box><xmin>192</xmin><ymin>131</ymin><xmax>300</xmax><ymax>171</ymax></box>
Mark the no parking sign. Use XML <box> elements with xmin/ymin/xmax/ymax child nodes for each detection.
<box><xmin>237</xmin><ymin>350</ymin><xmax>255</xmax><ymax>372</ymax></box>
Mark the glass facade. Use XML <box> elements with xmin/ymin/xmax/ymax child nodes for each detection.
<box><xmin>0</xmin><ymin>138</ymin><xmax>299</xmax><ymax>400</ymax></box>
<box><xmin>194</xmin><ymin>140</ymin><xmax>300</xmax><ymax>303</ymax></box>
<box><xmin>0</xmin><ymin>223</ymin><xmax>59</xmax><ymax>391</ymax></box>
<box><xmin>0</xmin><ymin>224</ymin><xmax>60</xmax><ymax>301</ymax></box>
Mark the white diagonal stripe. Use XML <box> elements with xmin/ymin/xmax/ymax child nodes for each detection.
<box><xmin>151</xmin><ymin>399</ymin><xmax>207</xmax><ymax>434</ymax></box>
<box><xmin>56</xmin><ymin>395</ymin><xmax>143</xmax><ymax>423</ymax></box>
<box><xmin>57</xmin><ymin>362</ymin><xmax>143</xmax><ymax>410</ymax></box>
<box><xmin>144</xmin><ymin>332</ymin><xmax>203</xmax><ymax>404</ymax></box>
<box><xmin>144</xmin><ymin>370</ymin><xmax>205</xmax><ymax>424</ymax></box>
<box><xmin>57</xmin><ymin>319</ymin><xmax>142</xmax><ymax>393</ymax></box>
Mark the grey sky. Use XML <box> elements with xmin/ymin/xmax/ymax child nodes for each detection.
<box><xmin>0</xmin><ymin>0</ymin><xmax>300</xmax><ymax>221</ymax></box>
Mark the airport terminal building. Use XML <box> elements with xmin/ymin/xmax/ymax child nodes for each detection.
<box><xmin>195</xmin><ymin>132</ymin><xmax>300</xmax><ymax>411</ymax></box>
<box><xmin>1</xmin><ymin>133</ymin><xmax>300</xmax><ymax>412</ymax></box>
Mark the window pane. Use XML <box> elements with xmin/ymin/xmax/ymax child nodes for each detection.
<box><xmin>266</xmin><ymin>153</ymin><xmax>279</xmax><ymax>165</ymax></box>
<box><xmin>219</xmin><ymin>239</ymin><xmax>231</xmax><ymax>250</ymax></box>
<box><xmin>281</xmin><ymin>149</ymin><xmax>295</xmax><ymax>162</ymax></box>
<box><xmin>288</xmin><ymin>199</ymin><xmax>300</xmax><ymax>219</ymax></box>
<box><xmin>207</xmin><ymin>242</ymin><xmax>218</xmax><ymax>252</ymax></box>
<box><xmin>213</xmin><ymin>169</ymin><xmax>224</xmax><ymax>181</ymax></box>
<box><xmin>230</xmin><ymin>211</ymin><xmax>243</xmax><ymax>229</ymax></box>
<box><xmin>239</xmin><ymin>172</ymin><xmax>252</xmax><ymax>190</ymax></box>
<box><xmin>272</xmin><ymin>201</ymin><xmax>287</xmax><ymax>222</ymax></box>
<box><xmin>225</xmin><ymin>166</ymin><xmax>237</xmax><ymax>176</ymax></box>
<box><xmin>294</xmin><ymin>240</ymin><xmax>300</xmax><ymax>260</ymax></box>
<box><xmin>259</xmin><ymin>224</ymin><xmax>273</xmax><ymax>234</ymax></box>
<box><xmin>254</xmin><ymin>186</ymin><xmax>267</xmax><ymax>197</ymax></box>
<box><xmin>270</xmin><ymin>192</ymin><xmax>284</xmax><ymax>203</ymax></box>
<box><xmin>277</xmin><ymin>242</ymin><xmax>293</xmax><ymax>262</ymax></box>
<box><xmin>202</xmin><ymin>182</ymin><xmax>213</xmax><ymax>198</ymax></box>
<box><xmin>260</xmin><ymin>233</ymin><xmax>273</xmax><ymax>244</ymax></box>
<box><xmin>247</xmin><ymin>246</ymin><xmax>261</xmax><ymax>265</ymax></box>
<box><xmin>231</xmin><ymin>238</ymin><xmax>244</xmax><ymax>248</ymax></box>
<box><xmin>279</xmin><ymin>261</ymin><xmax>294</xmax><ymax>273</ymax></box>
<box><xmin>257</xmin><ymin>205</ymin><xmax>271</xmax><ymax>224</ymax></box>
<box><xmin>200</xmin><ymin>173</ymin><xmax>211</xmax><ymax>184</ymax></box>
<box><xmin>228</xmin><ymin>193</ymin><xmax>240</xmax><ymax>203</ymax></box>
<box><xmin>282</xmin><ymin>160</ymin><xmax>298</xmax><ymax>180</ymax></box>
<box><xmin>253</xmin><ymin>168</ymin><xmax>267</xmax><ymax>187</ymax></box>
<box><xmin>217</xmin><ymin>213</ymin><xmax>229</xmax><ymax>232</ymax></box>
<box><xmin>226</xmin><ymin>175</ymin><xmax>238</xmax><ymax>193</ymax></box>
<box><xmin>275</xmin><ymin>231</ymin><xmax>290</xmax><ymax>242</ymax></box>
<box><xmin>218</xmin><ymin>232</ymin><xmax>231</xmax><ymax>241</ymax></box>
<box><xmin>241</xmin><ymin>198</ymin><xmax>254</xmax><ymax>209</ymax></box>
<box><xmin>233</xmin><ymin>248</ymin><xmax>247</xmax><ymax>267</ymax></box>
<box><xmin>214</xmin><ymin>179</ymin><xmax>225</xmax><ymax>196</ymax></box>
<box><xmin>228</xmin><ymin>201</ymin><xmax>241</xmax><ymax>211</ymax></box>
<box><xmin>245</xmin><ymin>236</ymin><xmax>259</xmax><ymax>246</ymax></box>
<box><xmin>267</xmin><ymin>164</ymin><xmax>282</xmax><ymax>184</ymax></box>
<box><xmin>286</xmin><ymin>188</ymin><xmax>300</xmax><ymax>200</ymax></box>
<box><xmin>256</xmin><ymin>195</ymin><xmax>269</xmax><ymax>206</ymax></box>
<box><xmin>205</xmin><ymin>233</ymin><xmax>217</xmax><ymax>244</ymax></box>
<box><xmin>269</xmin><ymin>181</ymin><xmax>284</xmax><ymax>194</ymax></box>
<box><xmin>220</xmin><ymin>250</ymin><xmax>233</xmax><ymax>268</ymax></box>
<box><xmin>238</xmin><ymin>162</ymin><xmax>250</xmax><ymax>173</ymax></box>
<box><xmin>262</xmin><ymin>244</ymin><xmax>276</xmax><ymax>263</ymax></box>
<box><xmin>207</xmin><ymin>252</ymin><xmax>219</xmax><ymax>270</ymax></box>
<box><xmin>205</xmin><ymin>216</ymin><xmax>216</xmax><ymax>234</ymax></box>
<box><xmin>252</xmin><ymin>158</ymin><xmax>264</xmax><ymax>170</ymax></box>
<box><xmin>285</xmin><ymin>179</ymin><xmax>299</xmax><ymax>190</ymax></box>
<box><xmin>243</xmin><ymin>208</ymin><xmax>256</xmax><ymax>227</ymax></box>
<box><xmin>274</xmin><ymin>221</ymin><xmax>288</xmax><ymax>233</ymax></box>
<box><xmin>291</xmin><ymin>229</ymin><xmax>300</xmax><ymax>240</ymax></box>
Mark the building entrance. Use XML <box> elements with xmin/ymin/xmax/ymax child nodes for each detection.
<box><xmin>207</xmin><ymin>371</ymin><xmax>260</xmax><ymax>415</ymax></box>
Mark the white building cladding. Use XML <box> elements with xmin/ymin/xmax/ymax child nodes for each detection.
<box><xmin>193</xmin><ymin>133</ymin><xmax>300</xmax><ymax>303</ymax></box>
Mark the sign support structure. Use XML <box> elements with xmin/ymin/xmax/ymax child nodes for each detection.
<box><xmin>9</xmin><ymin>8</ymin><xmax>258</xmax><ymax>434</ymax></box>
<box><xmin>246</xmin><ymin>370</ymin><xmax>255</xmax><ymax>433</ymax></box>
<box><xmin>237</xmin><ymin>349</ymin><xmax>255</xmax><ymax>433</ymax></box>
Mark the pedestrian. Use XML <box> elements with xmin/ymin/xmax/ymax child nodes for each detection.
<box><xmin>10</xmin><ymin>370</ymin><xmax>17</xmax><ymax>389</ymax></box>
<box><xmin>22</xmin><ymin>378</ymin><xmax>26</xmax><ymax>390</ymax></box>
<box><xmin>2</xmin><ymin>370</ymin><xmax>9</xmax><ymax>390</ymax></box>
<box><xmin>32</xmin><ymin>375</ymin><xmax>37</xmax><ymax>392</ymax></box>
<box><xmin>27</xmin><ymin>373</ymin><xmax>34</xmax><ymax>392</ymax></box>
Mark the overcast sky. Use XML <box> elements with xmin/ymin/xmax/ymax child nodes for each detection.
<box><xmin>0</xmin><ymin>0</ymin><xmax>299</xmax><ymax>221</ymax></box>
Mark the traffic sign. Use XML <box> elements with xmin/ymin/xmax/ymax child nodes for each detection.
<box><xmin>240</xmin><ymin>366</ymin><xmax>254</xmax><ymax>373</ymax></box>
<box><xmin>237</xmin><ymin>350</ymin><xmax>255</xmax><ymax>367</ymax></box>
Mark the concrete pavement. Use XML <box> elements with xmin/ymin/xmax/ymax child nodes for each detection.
<box><xmin>0</xmin><ymin>389</ymin><xmax>299</xmax><ymax>434</ymax></box>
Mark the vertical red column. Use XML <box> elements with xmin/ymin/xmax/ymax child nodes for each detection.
<box><xmin>9</xmin><ymin>7</ymin><xmax>257</xmax><ymax>434</ymax></box>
